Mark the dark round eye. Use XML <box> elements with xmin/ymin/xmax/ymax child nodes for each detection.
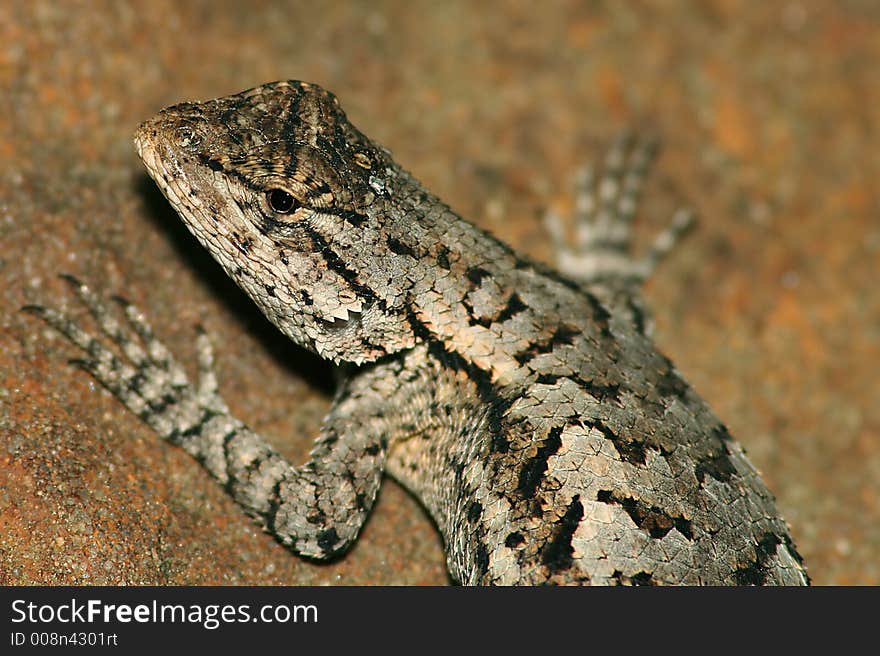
<box><xmin>267</xmin><ymin>189</ymin><xmax>298</xmax><ymax>214</ymax></box>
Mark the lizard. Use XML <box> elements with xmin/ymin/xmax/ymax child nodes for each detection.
<box><xmin>25</xmin><ymin>80</ymin><xmax>809</xmax><ymax>585</ymax></box>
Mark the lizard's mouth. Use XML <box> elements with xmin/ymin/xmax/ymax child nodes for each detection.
<box><xmin>132</xmin><ymin>124</ymin><xmax>157</xmax><ymax>180</ymax></box>
<box><xmin>133</xmin><ymin>116</ymin><xmax>170</xmax><ymax>173</ymax></box>
<box><xmin>133</xmin><ymin>118</ymin><xmax>202</xmax><ymax>223</ymax></box>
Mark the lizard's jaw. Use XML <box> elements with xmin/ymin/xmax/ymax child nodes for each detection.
<box><xmin>133</xmin><ymin>110</ymin><xmax>245</xmax><ymax>260</ymax></box>
<box><xmin>134</xmin><ymin>123</ymin><xmax>194</xmax><ymax>218</ymax></box>
<box><xmin>133</xmin><ymin>113</ymin><xmax>262</xmax><ymax>298</ymax></box>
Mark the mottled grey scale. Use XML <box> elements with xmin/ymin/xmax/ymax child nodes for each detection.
<box><xmin>28</xmin><ymin>80</ymin><xmax>808</xmax><ymax>585</ymax></box>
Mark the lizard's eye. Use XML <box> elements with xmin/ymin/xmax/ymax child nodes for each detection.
<box><xmin>267</xmin><ymin>189</ymin><xmax>299</xmax><ymax>214</ymax></box>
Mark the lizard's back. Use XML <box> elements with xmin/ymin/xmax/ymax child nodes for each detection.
<box><xmin>382</xmin><ymin>220</ymin><xmax>808</xmax><ymax>585</ymax></box>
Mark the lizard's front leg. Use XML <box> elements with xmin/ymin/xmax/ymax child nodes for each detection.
<box><xmin>25</xmin><ymin>275</ymin><xmax>403</xmax><ymax>560</ymax></box>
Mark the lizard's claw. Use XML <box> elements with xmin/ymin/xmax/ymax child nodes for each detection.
<box><xmin>545</xmin><ymin>134</ymin><xmax>695</xmax><ymax>286</ymax></box>
<box><xmin>24</xmin><ymin>275</ymin><xmax>222</xmax><ymax>439</ymax></box>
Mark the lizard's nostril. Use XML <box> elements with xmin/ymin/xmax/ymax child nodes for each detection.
<box><xmin>175</xmin><ymin>125</ymin><xmax>201</xmax><ymax>149</ymax></box>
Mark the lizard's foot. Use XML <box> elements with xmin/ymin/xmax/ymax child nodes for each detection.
<box><xmin>24</xmin><ymin>277</ymin><xmax>390</xmax><ymax>560</ymax></box>
<box><xmin>23</xmin><ymin>275</ymin><xmax>228</xmax><ymax>445</ymax></box>
<box><xmin>544</xmin><ymin>133</ymin><xmax>694</xmax><ymax>288</ymax></box>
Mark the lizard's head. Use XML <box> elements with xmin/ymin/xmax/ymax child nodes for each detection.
<box><xmin>134</xmin><ymin>80</ymin><xmax>419</xmax><ymax>364</ymax></box>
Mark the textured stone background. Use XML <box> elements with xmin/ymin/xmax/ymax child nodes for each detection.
<box><xmin>1</xmin><ymin>1</ymin><xmax>877</xmax><ymax>585</ymax></box>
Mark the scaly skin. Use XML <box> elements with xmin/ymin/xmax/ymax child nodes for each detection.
<box><xmin>28</xmin><ymin>81</ymin><xmax>808</xmax><ymax>585</ymax></box>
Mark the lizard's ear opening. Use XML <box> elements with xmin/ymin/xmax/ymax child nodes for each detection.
<box><xmin>267</xmin><ymin>189</ymin><xmax>299</xmax><ymax>214</ymax></box>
